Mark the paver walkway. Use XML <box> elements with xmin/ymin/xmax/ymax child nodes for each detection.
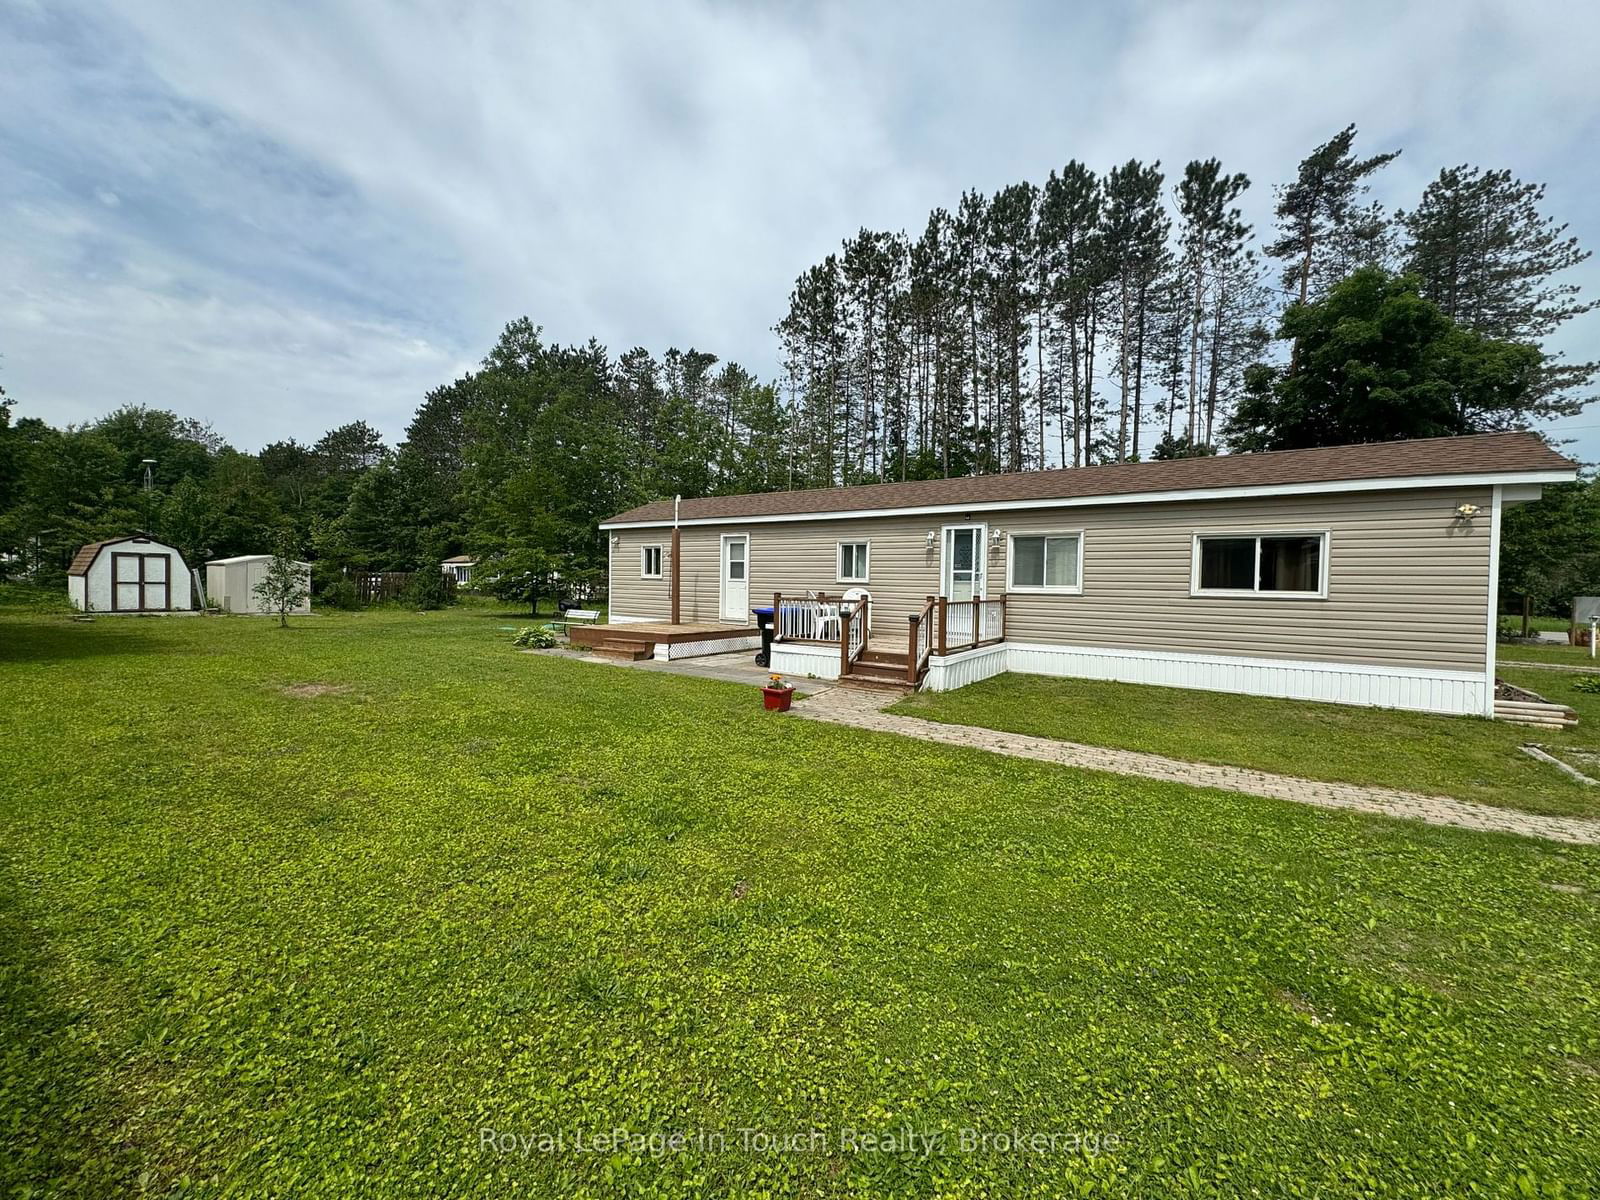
<box><xmin>791</xmin><ymin>685</ymin><xmax>1600</xmax><ymax>846</ymax></box>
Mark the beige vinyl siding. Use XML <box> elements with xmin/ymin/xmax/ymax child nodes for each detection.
<box><xmin>607</xmin><ymin>531</ymin><xmax>672</xmax><ymax>619</ymax></box>
<box><xmin>632</xmin><ymin>485</ymin><xmax>1490</xmax><ymax>672</ymax></box>
<box><xmin>998</xmin><ymin>487</ymin><xmax>1491</xmax><ymax>672</ymax></box>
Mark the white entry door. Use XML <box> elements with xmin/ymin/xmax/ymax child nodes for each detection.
<box><xmin>941</xmin><ymin>525</ymin><xmax>986</xmax><ymax>601</ymax></box>
<box><xmin>721</xmin><ymin>535</ymin><xmax>749</xmax><ymax>621</ymax></box>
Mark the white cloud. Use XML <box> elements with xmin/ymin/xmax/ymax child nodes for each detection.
<box><xmin>1</xmin><ymin>0</ymin><xmax>1597</xmax><ymax>456</ymax></box>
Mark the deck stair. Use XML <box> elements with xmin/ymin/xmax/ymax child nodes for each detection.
<box><xmin>588</xmin><ymin>639</ymin><xmax>655</xmax><ymax>662</ymax></box>
<box><xmin>842</xmin><ymin>645</ymin><xmax>915</xmax><ymax>691</ymax></box>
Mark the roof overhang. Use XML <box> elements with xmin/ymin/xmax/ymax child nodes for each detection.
<box><xmin>599</xmin><ymin>469</ymin><xmax>1577</xmax><ymax>530</ymax></box>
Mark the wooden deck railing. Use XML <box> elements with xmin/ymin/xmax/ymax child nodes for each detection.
<box><xmin>839</xmin><ymin>594</ymin><xmax>869</xmax><ymax>676</ymax></box>
<box><xmin>906</xmin><ymin>595</ymin><xmax>937</xmax><ymax>685</ymax></box>
<box><xmin>936</xmin><ymin>596</ymin><xmax>1006</xmax><ymax>655</ymax></box>
<box><xmin>775</xmin><ymin>591</ymin><xmax>1001</xmax><ymax>682</ymax></box>
<box><xmin>771</xmin><ymin>592</ymin><xmax>843</xmax><ymax>642</ymax></box>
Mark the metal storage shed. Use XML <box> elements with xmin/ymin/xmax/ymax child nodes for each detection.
<box><xmin>205</xmin><ymin>555</ymin><xmax>312</xmax><ymax>615</ymax></box>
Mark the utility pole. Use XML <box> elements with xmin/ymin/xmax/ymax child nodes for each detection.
<box><xmin>141</xmin><ymin>458</ymin><xmax>157</xmax><ymax>532</ymax></box>
<box><xmin>33</xmin><ymin>528</ymin><xmax>58</xmax><ymax>580</ymax></box>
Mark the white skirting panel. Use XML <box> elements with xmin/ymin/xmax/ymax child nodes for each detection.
<box><xmin>770</xmin><ymin>641</ymin><xmax>841</xmax><ymax>681</ymax></box>
<box><xmin>663</xmin><ymin>634</ymin><xmax>761</xmax><ymax>660</ymax></box>
<box><xmin>1003</xmin><ymin>642</ymin><xmax>1489</xmax><ymax>717</ymax></box>
<box><xmin>923</xmin><ymin>644</ymin><xmax>1010</xmax><ymax>692</ymax></box>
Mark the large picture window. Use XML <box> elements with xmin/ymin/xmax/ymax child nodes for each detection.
<box><xmin>641</xmin><ymin>545</ymin><xmax>663</xmax><ymax>579</ymax></box>
<box><xmin>837</xmin><ymin>541</ymin><xmax>869</xmax><ymax>583</ymax></box>
<box><xmin>1193</xmin><ymin>533</ymin><xmax>1326</xmax><ymax>597</ymax></box>
<box><xmin>1008</xmin><ymin>533</ymin><xmax>1082</xmax><ymax>593</ymax></box>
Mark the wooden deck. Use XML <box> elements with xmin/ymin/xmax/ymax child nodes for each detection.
<box><xmin>568</xmin><ymin>621</ymin><xmax>763</xmax><ymax>663</ymax></box>
<box><xmin>569</xmin><ymin>621</ymin><xmax>758</xmax><ymax>648</ymax></box>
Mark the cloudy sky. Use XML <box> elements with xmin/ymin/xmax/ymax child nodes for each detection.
<box><xmin>3</xmin><ymin>0</ymin><xmax>1598</xmax><ymax>459</ymax></box>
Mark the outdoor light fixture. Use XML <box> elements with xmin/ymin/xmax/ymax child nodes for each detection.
<box><xmin>1455</xmin><ymin>502</ymin><xmax>1481</xmax><ymax>520</ymax></box>
<box><xmin>989</xmin><ymin>528</ymin><xmax>1004</xmax><ymax>546</ymax></box>
<box><xmin>925</xmin><ymin>530</ymin><xmax>937</xmax><ymax>548</ymax></box>
<box><xmin>611</xmin><ymin>534</ymin><xmax>622</xmax><ymax>546</ymax></box>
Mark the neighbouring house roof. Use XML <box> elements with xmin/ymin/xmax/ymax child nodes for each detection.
<box><xmin>442</xmin><ymin>555</ymin><xmax>476</xmax><ymax>564</ymax></box>
<box><xmin>601</xmin><ymin>432</ymin><xmax>1578</xmax><ymax>527</ymax></box>
<box><xmin>67</xmin><ymin>534</ymin><xmax>169</xmax><ymax>576</ymax></box>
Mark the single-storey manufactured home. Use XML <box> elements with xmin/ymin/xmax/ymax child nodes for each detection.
<box><xmin>441</xmin><ymin>555</ymin><xmax>476</xmax><ymax>585</ymax></box>
<box><xmin>67</xmin><ymin>534</ymin><xmax>196</xmax><ymax>614</ymax></box>
<box><xmin>598</xmin><ymin>432</ymin><xmax>1578</xmax><ymax>717</ymax></box>
<box><xmin>206</xmin><ymin>555</ymin><xmax>312</xmax><ymax>615</ymax></box>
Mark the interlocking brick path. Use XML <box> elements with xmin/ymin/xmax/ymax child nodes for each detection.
<box><xmin>791</xmin><ymin>685</ymin><xmax>1600</xmax><ymax>846</ymax></box>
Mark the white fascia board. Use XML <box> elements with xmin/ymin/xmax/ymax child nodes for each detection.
<box><xmin>598</xmin><ymin>469</ymin><xmax>1577</xmax><ymax>530</ymax></box>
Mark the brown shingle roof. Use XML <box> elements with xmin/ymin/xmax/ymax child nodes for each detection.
<box><xmin>67</xmin><ymin>537</ymin><xmax>135</xmax><ymax>577</ymax></box>
<box><xmin>602</xmin><ymin>432</ymin><xmax>1577</xmax><ymax>526</ymax></box>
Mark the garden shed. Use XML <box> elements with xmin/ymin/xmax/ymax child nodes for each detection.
<box><xmin>205</xmin><ymin>555</ymin><xmax>312</xmax><ymax>615</ymax></box>
<box><xmin>67</xmin><ymin>534</ymin><xmax>195</xmax><ymax>613</ymax></box>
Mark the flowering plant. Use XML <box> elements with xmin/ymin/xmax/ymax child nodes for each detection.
<box><xmin>765</xmin><ymin>673</ymin><xmax>793</xmax><ymax>691</ymax></box>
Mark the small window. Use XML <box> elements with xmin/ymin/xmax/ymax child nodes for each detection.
<box><xmin>641</xmin><ymin>545</ymin><xmax>663</xmax><ymax>579</ymax></box>
<box><xmin>837</xmin><ymin>541</ymin><xmax>869</xmax><ymax>583</ymax></box>
<box><xmin>1008</xmin><ymin>533</ymin><xmax>1081</xmax><ymax>593</ymax></box>
<box><xmin>1194</xmin><ymin>533</ymin><xmax>1325</xmax><ymax>596</ymax></box>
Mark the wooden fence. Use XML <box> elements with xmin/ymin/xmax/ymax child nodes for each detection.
<box><xmin>353</xmin><ymin>571</ymin><xmax>458</xmax><ymax>605</ymax></box>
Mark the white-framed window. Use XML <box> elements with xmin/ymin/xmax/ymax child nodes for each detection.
<box><xmin>837</xmin><ymin>540</ymin><xmax>870</xmax><ymax>583</ymax></box>
<box><xmin>1007</xmin><ymin>532</ymin><xmax>1083</xmax><ymax>594</ymax></box>
<box><xmin>1190</xmin><ymin>531</ymin><xmax>1328</xmax><ymax>598</ymax></box>
<box><xmin>641</xmin><ymin>545</ymin><xmax>663</xmax><ymax>579</ymax></box>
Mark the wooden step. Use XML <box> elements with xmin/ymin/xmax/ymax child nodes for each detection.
<box><xmin>838</xmin><ymin>675</ymin><xmax>913</xmax><ymax>693</ymax></box>
<box><xmin>860</xmin><ymin>648</ymin><xmax>910</xmax><ymax>666</ymax></box>
<box><xmin>845</xmin><ymin>663</ymin><xmax>914</xmax><ymax>688</ymax></box>
<box><xmin>590</xmin><ymin>641</ymin><xmax>654</xmax><ymax>661</ymax></box>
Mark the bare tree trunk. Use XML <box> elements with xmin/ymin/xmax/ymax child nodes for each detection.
<box><xmin>1117</xmin><ymin>277</ymin><xmax>1131</xmax><ymax>461</ymax></box>
<box><xmin>1036</xmin><ymin>297</ymin><xmax>1047</xmax><ymax>469</ymax></box>
<box><xmin>1187</xmin><ymin>243</ymin><xmax>1206</xmax><ymax>444</ymax></box>
<box><xmin>1084</xmin><ymin>304</ymin><xmax>1098</xmax><ymax>465</ymax></box>
<box><xmin>1132</xmin><ymin>281</ymin><xmax>1148</xmax><ymax>460</ymax></box>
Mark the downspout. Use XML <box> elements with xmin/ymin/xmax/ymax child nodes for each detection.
<box><xmin>670</xmin><ymin>494</ymin><xmax>681</xmax><ymax>625</ymax></box>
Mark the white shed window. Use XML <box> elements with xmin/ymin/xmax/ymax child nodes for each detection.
<box><xmin>641</xmin><ymin>545</ymin><xmax>663</xmax><ymax>579</ymax></box>
<box><xmin>1008</xmin><ymin>533</ymin><xmax>1082</xmax><ymax>593</ymax></box>
<box><xmin>1192</xmin><ymin>533</ymin><xmax>1327</xmax><ymax>597</ymax></box>
<box><xmin>837</xmin><ymin>541</ymin><xmax>870</xmax><ymax>583</ymax></box>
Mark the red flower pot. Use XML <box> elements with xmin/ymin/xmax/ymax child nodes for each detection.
<box><xmin>761</xmin><ymin>686</ymin><xmax>794</xmax><ymax>712</ymax></box>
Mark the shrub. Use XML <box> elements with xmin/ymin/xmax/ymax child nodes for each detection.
<box><xmin>512</xmin><ymin>626</ymin><xmax>558</xmax><ymax>649</ymax></box>
<box><xmin>400</xmin><ymin>570</ymin><xmax>455</xmax><ymax>611</ymax></box>
<box><xmin>0</xmin><ymin>582</ymin><xmax>71</xmax><ymax>613</ymax></box>
<box><xmin>1572</xmin><ymin>676</ymin><xmax>1600</xmax><ymax>694</ymax></box>
<box><xmin>319</xmin><ymin>577</ymin><xmax>359</xmax><ymax>610</ymax></box>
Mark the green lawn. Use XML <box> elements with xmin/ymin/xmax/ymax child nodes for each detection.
<box><xmin>892</xmin><ymin>670</ymin><xmax>1600</xmax><ymax>818</ymax></box>
<box><xmin>1502</xmin><ymin>615</ymin><xmax>1577</xmax><ymax>635</ymax></box>
<box><xmin>4</xmin><ymin>608</ymin><xmax>1600</xmax><ymax>1197</ymax></box>
<box><xmin>1499</xmin><ymin>640</ymin><xmax>1600</xmax><ymax>667</ymax></box>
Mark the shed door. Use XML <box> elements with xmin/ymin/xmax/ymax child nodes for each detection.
<box><xmin>112</xmin><ymin>553</ymin><xmax>170</xmax><ymax>611</ymax></box>
<box><xmin>143</xmin><ymin>554</ymin><xmax>168</xmax><ymax>610</ymax></box>
<box><xmin>113</xmin><ymin>554</ymin><xmax>142</xmax><ymax>611</ymax></box>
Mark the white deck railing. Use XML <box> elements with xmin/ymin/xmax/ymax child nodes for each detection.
<box><xmin>939</xmin><ymin>597</ymin><xmax>1006</xmax><ymax>653</ymax></box>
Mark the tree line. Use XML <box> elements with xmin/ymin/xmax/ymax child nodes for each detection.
<box><xmin>777</xmin><ymin>126</ymin><xmax>1594</xmax><ymax>481</ymax></box>
<box><xmin>0</xmin><ymin>124</ymin><xmax>1595</xmax><ymax>613</ymax></box>
<box><xmin>0</xmin><ymin>323</ymin><xmax>795</xmax><ymax>608</ymax></box>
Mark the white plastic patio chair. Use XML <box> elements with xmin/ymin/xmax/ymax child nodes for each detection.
<box><xmin>842</xmin><ymin>587</ymin><xmax>871</xmax><ymax>636</ymax></box>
